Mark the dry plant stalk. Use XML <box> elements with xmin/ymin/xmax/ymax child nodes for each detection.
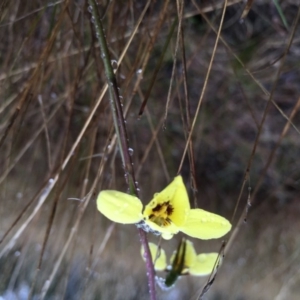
<box><xmin>1</xmin><ymin>1</ymin><xmax>300</xmax><ymax>299</ymax></box>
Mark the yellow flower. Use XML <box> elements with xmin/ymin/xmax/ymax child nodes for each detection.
<box><xmin>97</xmin><ymin>175</ymin><xmax>231</xmax><ymax>240</ymax></box>
<box><xmin>169</xmin><ymin>239</ymin><xmax>219</xmax><ymax>276</ymax></box>
<box><xmin>141</xmin><ymin>239</ymin><xmax>220</xmax><ymax>288</ymax></box>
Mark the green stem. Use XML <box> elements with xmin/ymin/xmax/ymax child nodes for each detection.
<box><xmin>87</xmin><ymin>1</ymin><xmax>156</xmax><ymax>299</ymax></box>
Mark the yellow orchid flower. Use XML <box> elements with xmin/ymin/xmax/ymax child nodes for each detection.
<box><xmin>141</xmin><ymin>239</ymin><xmax>221</xmax><ymax>288</ymax></box>
<box><xmin>169</xmin><ymin>239</ymin><xmax>219</xmax><ymax>276</ymax></box>
<box><xmin>97</xmin><ymin>175</ymin><xmax>231</xmax><ymax>240</ymax></box>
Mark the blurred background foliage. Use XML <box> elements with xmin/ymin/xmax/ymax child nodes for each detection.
<box><xmin>1</xmin><ymin>0</ymin><xmax>300</xmax><ymax>299</ymax></box>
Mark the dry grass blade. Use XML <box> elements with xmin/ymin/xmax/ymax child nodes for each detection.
<box><xmin>192</xmin><ymin>2</ymin><xmax>300</xmax><ymax>136</ymax></box>
<box><xmin>138</xmin><ymin>17</ymin><xmax>177</xmax><ymax>117</ymax></box>
<box><xmin>230</xmin><ymin>4</ymin><xmax>300</xmax><ymax>224</ymax></box>
<box><xmin>136</xmin><ymin>87</ymin><xmax>169</xmax><ymax>181</ymax></box>
<box><xmin>251</xmin><ymin>96</ymin><xmax>300</xmax><ymax>201</ymax></box>
<box><xmin>163</xmin><ymin>0</ymin><xmax>184</xmax><ymax>122</ymax></box>
<box><xmin>197</xmin><ymin>242</ymin><xmax>226</xmax><ymax>300</ymax></box>
<box><xmin>39</xmin><ymin>128</ymin><xmax>111</xmax><ymax>298</ymax></box>
<box><xmin>178</xmin><ymin>0</ymin><xmax>229</xmax><ymax>174</ymax></box>
<box><xmin>0</xmin><ymin>178</ymin><xmax>56</xmax><ymax>258</ymax></box>
<box><xmin>0</xmin><ymin>100</ymin><xmax>63</xmax><ymax>185</ymax></box>
<box><xmin>131</xmin><ymin>0</ymin><xmax>171</xmax><ymax>105</ymax></box>
<box><xmin>179</xmin><ymin>25</ymin><xmax>198</xmax><ymax>207</ymax></box>
<box><xmin>0</xmin><ymin>0</ymin><xmax>70</xmax><ymax>149</ymax></box>
<box><xmin>38</xmin><ymin>96</ymin><xmax>52</xmax><ymax>170</ymax></box>
<box><xmin>240</xmin><ymin>0</ymin><xmax>255</xmax><ymax>20</ymax></box>
<box><xmin>2</xmin><ymin>1</ymin><xmax>300</xmax><ymax>300</ymax></box>
<box><xmin>0</xmin><ymin>176</ymin><xmax>53</xmax><ymax>246</ymax></box>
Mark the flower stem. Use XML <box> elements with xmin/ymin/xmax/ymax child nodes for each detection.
<box><xmin>87</xmin><ymin>1</ymin><xmax>156</xmax><ymax>299</ymax></box>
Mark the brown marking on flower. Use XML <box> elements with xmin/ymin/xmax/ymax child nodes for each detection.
<box><xmin>166</xmin><ymin>204</ymin><xmax>174</xmax><ymax>215</ymax></box>
<box><xmin>149</xmin><ymin>201</ymin><xmax>174</xmax><ymax>227</ymax></box>
<box><xmin>152</xmin><ymin>203</ymin><xmax>163</xmax><ymax>212</ymax></box>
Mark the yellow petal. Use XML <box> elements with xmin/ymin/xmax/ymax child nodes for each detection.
<box><xmin>141</xmin><ymin>243</ymin><xmax>167</xmax><ymax>271</ymax></box>
<box><xmin>143</xmin><ymin>176</ymin><xmax>190</xmax><ymax>227</ymax></box>
<box><xmin>97</xmin><ymin>190</ymin><xmax>143</xmax><ymax>224</ymax></box>
<box><xmin>189</xmin><ymin>253</ymin><xmax>219</xmax><ymax>276</ymax></box>
<box><xmin>169</xmin><ymin>239</ymin><xmax>197</xmax><ymax>273</ymax></box>
<box><xmin>184</xmin><ymin>240</ymin><xmax>197</xmax><ymax>268</ymax></box>
<box><xmin>179</xmin><ymin>209</ymin><xmax>231</xmax><ymax>239</ymax></box>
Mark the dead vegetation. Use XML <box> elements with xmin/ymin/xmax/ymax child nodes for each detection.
<box><xmin>1</xmin><ymin>1</ymin><xmax>300</xmax><ymax>299</ymax></box>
